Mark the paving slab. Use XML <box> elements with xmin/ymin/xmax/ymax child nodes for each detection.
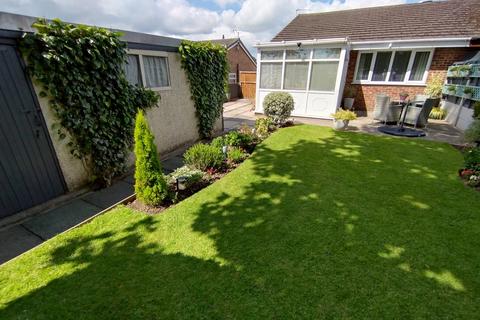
<box><xmin>162</xmin><ymin>155</ymin><xmax>184</xmax><ymax>173</ymax></box>
<box><xmin>0</xmin><ymin>225</ymin><xmax>42</xmax><ymax>264</ymax></box>
<box><xmin>22</xmin><ymin>199</ymin><xmax>101</xmax><ymax>240</ymax></box>
<box><xmin>123</xmin><ymin>173</ymin><xmax>135</xmax><ymax>185</ymax></box>
<box><xmin>81</xmin><ymin>181</ymin><xmax>134</xmax><ymax>209</ymax></box>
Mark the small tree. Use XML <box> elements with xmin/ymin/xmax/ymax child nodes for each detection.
<box><xmin>134</xmin><ymin>111</ymin><xmax>168</xmax><ymax>206</ymax></box>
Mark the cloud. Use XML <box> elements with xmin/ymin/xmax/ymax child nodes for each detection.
<box><xmin>0</xmin><ymin>0</ymin><xmax>410</xmax><ymax>53</ymax></box>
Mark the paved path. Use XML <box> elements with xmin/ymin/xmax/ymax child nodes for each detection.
<box><xmin>223</xmin><ymin>99</ymin><xmax>256</xmax><ymax>130</ymax></box>
<box><xmin>0</xmin><ymin>148</ymin><xmax>185</xmax><ymax>265</ymax></box>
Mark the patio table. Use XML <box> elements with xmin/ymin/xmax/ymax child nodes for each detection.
<box><xmin>378</xmin><ymin>100</ymin><xmax>426</xmax><ymax>137</ymax></box>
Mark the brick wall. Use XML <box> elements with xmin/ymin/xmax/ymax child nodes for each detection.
<box><xmin>227</xmin><ymin>43</ymin><xmax>256</xmax><ymax>78</ymax></box>
<box><xmin>227</xmin><ymin>43</ymin><xmax>256</xmax><ymax>99</ymax></box>
<box><xmin>343</xmin><ymin>48</ymin><xmax>477</xmax><ymax>113</ymax></box>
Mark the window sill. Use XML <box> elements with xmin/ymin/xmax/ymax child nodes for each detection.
<box><xmin>149</xmin><ymin>86</ymin><xmax>172</xmax><ymax>91</ymax></box>
<box><xmin>352</xmin><ymin>81</ymin><xmax>427</xmax><ymax>87</ymax></box>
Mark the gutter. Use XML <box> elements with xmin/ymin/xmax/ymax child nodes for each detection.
<box><xmin>254</xmin><ymin>37</ymin><xmax>472</xmax><ymax>50</ymax></box>
<box><xmin>254</xmin><ymin>38</ymin><xmax>348</xmax><ymax>48</ymax></box>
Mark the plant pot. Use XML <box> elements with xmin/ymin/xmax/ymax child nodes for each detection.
<box><xmin>464</xmin><ymin>93</ymin><xmax>472</xmax><ymax>99</ymax></box>
<box><xmin>343</xmin><ymin>98</ymin><xmax>354</xmax><ymax>110</ymax></box>
<box><xmin>333</xmin><ymin>119</ymin><xmax>349</xmax><ymax>130</ymax></box>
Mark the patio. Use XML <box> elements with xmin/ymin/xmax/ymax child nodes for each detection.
<box><xmin>224</xmin><ymin>99</ymin><xmax>465</xmax><ymax>146</ymax></box>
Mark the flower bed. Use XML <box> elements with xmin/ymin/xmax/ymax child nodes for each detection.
<box><xmin>458</xmin><ymin>147</ymin><xmax>480</xmax><ymax>190</ymax></box>
<box><xmin>129</xmin><ymin>119</ymin><xmax>278</xmax><ymax>213</ymax></box>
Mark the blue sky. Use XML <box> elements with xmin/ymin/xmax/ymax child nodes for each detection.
<box><xmin>0</xmin><ymin>0</ymin><xmax>420</xmax><ymax>53</ymax></box>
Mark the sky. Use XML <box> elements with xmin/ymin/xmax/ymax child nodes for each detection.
<box><xmin>0</xmin><ymin>0</ymin><xmax>420</xmax><ymax>54</ymax></box>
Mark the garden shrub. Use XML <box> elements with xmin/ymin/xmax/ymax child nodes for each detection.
<box><xmin>211</xmin><ymin>131</ymin><xmax>253</xmax><ymax>149</ymax></box>
<box><xmin>167</xmin><ymin>166</ymin><xmax>204</xmax><ymax>188</ymax></box>
<box><xmin>227</xmin><ymin>147</ymin><xmax>247</xmax><ymax>164</ymax></box>
<box><xmin>429</xmin><ymin>107</ymin><xmax>446</xmax><ymax>120</ymax></box>
<box><xmin>255</xmin><ymin>118</ymin><xmax>275</xmax><ymax>138</ymax></box>
<box><xmin>211</xmin><ymin>136</ymin><xmax>227</xmax><ymax>149</ymax></box>
<box><xmin>184</xmin><ymin>143</ymin><xmax>224</xmax><ymax>171</ymax></box>
<box><xmin>134</xmin><ymin>111</ymin><xmax>168</xmax><ymax>206</ymax></box>
<box><xmin>424</xmin><ymin>75</ymin><xmax>444</xmax><ymax>98</ymax></box>
<box><xmin>224</xmin><ymin>130</ymin><xmax>253</xmax><ymax>148</ymax></box>
<box><xmin>473</xmin><ymin>101</ymin><xmax>480</xmax><ymax>120</ymax></box>
<box><xmin>179</xmin><ymin>40</ymin><xmax>228</xmax><ymax>138</ymax></box>
<box><xmin>464</xmin><ymin>147</ymin><xmax>480</xmax><ymax>171</ymax></box>
<box><xmin>263</xmin><ymin>92</ymin><xmax>294</xmax><ymax>125</ymax></box>
<box><xmin>21</xmin><ymin>19</ymin><xmax>158</xmax><ymax>186</ymax></box>
<box><xmin>465</xmin><ymin>120</ymin><xmax>480</xmax><ymax>143</ymax></box>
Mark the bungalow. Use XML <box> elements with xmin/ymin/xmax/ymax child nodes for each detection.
<box><xmin>254</xmin><ymin>0</ymin><xmax>480</xmax><ymax>120</ymax></box>
<box><xmin>0</xmin><ymin>11</ymin><xmax>222</xmax><ymax>218</ymax></box>
<box><xmin>210</xmin><ymin>37</ymin><xmax>256</xmax><ymax>99</ymax></box>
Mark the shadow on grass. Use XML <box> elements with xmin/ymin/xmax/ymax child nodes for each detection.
<box><xmin>1</xmin><ymin>126</ymin><xmax>479</xmax><ymax>319</ymax></box>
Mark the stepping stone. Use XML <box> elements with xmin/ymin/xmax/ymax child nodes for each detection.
<box><xmin>82</xmin><ymin>181</ymin><xmax>134</xmax><ymax>209</ymax></box>
<box><xmin>22</xmin><ymin>199</ymin><xmax>101</xmax><ymax>240</ymax></box>
<box><xmin>0</xmin><ymin>225</ymin><xmax>42</xmax><ymax>264</ymax></box>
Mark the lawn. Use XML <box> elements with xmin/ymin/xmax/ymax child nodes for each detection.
<box><xmin>1</xmin><ymin>125</ymin><xmax>479</xmax><ymax>319</ymax></box>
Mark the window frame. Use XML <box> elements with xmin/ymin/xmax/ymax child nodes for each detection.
<box><xmin>228</xmin><ymin>72</ymin><xmax>237</xmax><ymax>84</ymax></box>
<box><xmin>352</xmin><ymin>49</ymin><xmax>434</xmax><ymax>86</ymax></box>
<box><xmin>258</xmin><ymin>47</ymin><xmax>342</xmax><ymax>93</ymax></box>
<box><xmin>126</xmin><ymin>50</ymin><xmax>171</xmax><ymax>91</ymax></box>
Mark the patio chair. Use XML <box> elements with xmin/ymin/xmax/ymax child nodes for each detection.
<box><xmin>400</xmin><ymin>98</ymin><xmax>440</xmax><ymax>128</ymax></box>
<box><xmin>373</xmin><ymin>94</ymin><xmax>402</xmax><ymax>124</ymax></box>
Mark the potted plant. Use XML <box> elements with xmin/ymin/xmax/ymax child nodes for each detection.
<box><xmin>447</xmin><ymin>85</ymin><xmax>456</xmax><ymax>94</ymax></box>
<box><xmin>399</xmin><ymin>92</ymin><xmax>409</xmax><ymax>102</ymax></box>
<box><xmin>458</xmin><ymin>65</ymin><xmax>471</xmax><ymax>77</ymax></box>
<box><xmin>463</xmin><ymin>87</ymin><xmax>473</xmax><ymax>99</ymax></box>
<box><xmin>343</xmin><ymin>85</ymin><xmax>357</xmax><ymax>110</ymax></box>
<box><xmin>331</xmin><ymin>109</ymin><xmax>357</xmax><ymax>130</ymax></box>
<box><xmin>424</xmin><ymin>75</ymin><xmax>444</xmax><ymax>98</ymax></box>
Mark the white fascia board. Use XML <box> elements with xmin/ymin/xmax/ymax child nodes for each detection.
<box><xmin>351</xmin><ymin>37</ymin><xmax>471</xmax><ymax>50</ymax></box>
<box><xmin>254</xmin><ymin>38</ymin><xmax>348</xmax><ymax>49</ymax></box>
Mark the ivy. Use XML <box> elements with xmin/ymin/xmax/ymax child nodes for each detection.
<box><xmin>20</xmin><ymin>19</ymin><xmax>159</xmax><ymax>186</ymax></box>
<box><xmin>179</xmin><ymin>40</ymin><xmax>228</xmax><ymax>138</ymax></box>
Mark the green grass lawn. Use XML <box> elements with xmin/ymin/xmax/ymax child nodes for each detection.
<box><xmin>1</xmin><ymin>125</ymin><xmax>479</xmax><ymax>319</ymax></box>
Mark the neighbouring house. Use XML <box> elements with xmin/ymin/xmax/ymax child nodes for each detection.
<box><xmin>210</xmin><ymin>37</ymin><xmax>256</xmax><ymax>99</ymax></box>
<box><xmin>0</xmin><ymin>11</ymin><xmax>222</xmax><ymax>218</ymax></box>
<box><xmin>254</xmin><ymin>0</ymin><xmax>480</xmax><ymax>123</ymax></box>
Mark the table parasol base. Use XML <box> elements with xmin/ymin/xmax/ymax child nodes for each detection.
<box><xmin>378</xmin><ymin>126</ymin><xmax>426</xmax><ymax>137</ymax></box>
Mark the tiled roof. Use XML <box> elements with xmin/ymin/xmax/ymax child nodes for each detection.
<box><xmin>272</xmin><ymin>0</ymin><xmax>480</xmax><ymax>42</ymax></box>
<box><xmin>209</xmin><ymin>38</ymin><xmax>239</xmax><ymax>48</ymax></box>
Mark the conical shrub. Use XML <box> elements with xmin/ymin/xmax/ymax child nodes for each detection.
<box><xmin>134</xmin><ymin>111</ymin><xmax>168</xmax><ymax>206</ymax></box>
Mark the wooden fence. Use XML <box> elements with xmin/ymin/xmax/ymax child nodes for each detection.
<box><xmin>239</xmin><ymin>71</ymin><xmax>256</xmax><ymax>101</ymax></box>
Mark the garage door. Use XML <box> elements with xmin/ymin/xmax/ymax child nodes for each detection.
<box><xmin>0</xmin><ymin>44</ymin><xmax>66</xmax><ymax>218</ymax></box>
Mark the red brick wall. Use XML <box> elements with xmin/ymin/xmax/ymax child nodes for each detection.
<box><xmin>343</xmin><ymin>48</ymin><xmax>476</xmax><ymax>113</ymax></box>
<box><xmin>227</xmin><ymin>43</ymin><xmax>256</xmax><ymax>99</ymax></box>
<box><xmin>227</xmin><ymin>43</ymin><xmax>256</xmax><ymax>78</ymax></box>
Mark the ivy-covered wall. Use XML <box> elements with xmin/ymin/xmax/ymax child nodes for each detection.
<box><xmin>32</xmin><ymin>50</ymin><xmax>222</xmax><ymax>191</ymax></box>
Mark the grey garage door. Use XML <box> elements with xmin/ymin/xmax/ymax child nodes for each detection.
<box><xmin>0</xmin><ymin>44</ymin><xmax>66</xmax><ymax>218</ymax></box>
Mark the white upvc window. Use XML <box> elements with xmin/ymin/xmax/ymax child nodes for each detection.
<box><xmin>259</xmin><ymin>47</ymin><xmax>341</xmax><ymax>92</ymax></box>
<box><xmin>124</xmin><ymin>50</ymin><xmax>171</xmax><ymax>90</ymax></box>
<box><xmin>353</xmin><ymin>49</ymin><xmax>434</xmax><ymax>85</ymax></box>
<box><xmin>228</xmin><ymin>73</ymin><xmax>237</xmax><ymax>84</ymax></box>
